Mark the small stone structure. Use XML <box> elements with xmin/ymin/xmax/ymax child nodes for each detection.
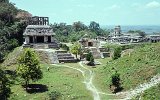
<box><xmin>79</xmin><ymin>38</ymin><xmax>100</xmax><ymax>47</ymax></box>
<box><xmin>79</xmin><ymin>38</ymin><xmax>110</xmax><ymax>59</ymax></box>
<box><xmin>23</xmin><ymin>16</ymin><xmax>59</xmax><ymax>49</ymax></box>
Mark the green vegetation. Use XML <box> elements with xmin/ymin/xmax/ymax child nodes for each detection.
<box><xmin>0</xmin><ymin>0</ymin><xmax>30</xmax><ymax>62</ymax></box>
<box><xmin>86</xmin><ymin>52</ymin><xmax>95</xmax><ymax>66</ymax></box>
<box><xmin>0</xmin><ymin>68</ymin><xmax>11</xmax><ymax>99</ymax></box>
<box><xmin>51</xmin><ymin>21</ymin><xmax>110</xmax><ymax>43</ymax></box>
<box><xmin>70</xmin><ymin>42</ymin><xmax>81</xmax><ymax>59</ymax></box>
<box><xmin>128</xmin><ymin>30</ymin><xmax>146</xmax><ymax>37</ymax></box>
<box><xmin>110</xmin><ymin>71</ymin><xmax>122</xmax><ymax>93</ymax></box>
<box><xmin>95</xmin><ymin>43</ymin><xmax>160</xmax><ymax>93</ymax></box>
<box><xmin>112</xmin><ymin>46</ymin><xmax>122</xmax><ymax>60</ymax></box>
<box><xmin>9</xmin><ymin>64</ymin><xmax>92</xmax><ymax>100</ymax></box>
<box><xmin>59</xmin><ymin>43</ymin><xmax>69</xmax><ymax>51</ymax></box>
<box><xmin>17</xmin><ymin>48</ymin><xmax>43</xmax><ymax>87</ymax></box>
<box><xmin>132</xmin><ymin>83</ymin><xmax>160</xmax><ymax>100</ymax></box>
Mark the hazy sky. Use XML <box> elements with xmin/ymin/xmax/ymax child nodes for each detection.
<box><xmin>11</xmin><ymin>0</ymin><xmax>160</xmax><ymax>25</ymax></box>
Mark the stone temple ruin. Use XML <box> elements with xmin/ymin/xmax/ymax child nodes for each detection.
<box><xmin>109</xmin><ymin>25</ymin><xmax>160</xmax><ymax>44</ymax></box>
<box><xmin>23</xmin><ymin>16</ymin><xmax>77</xmax><ymax>63</ymax></box>
<box><xmin>23</xmin><ymin>16</ymin><xmax>59</xmax><ymax>49</ymax></box>
<box><xmin>79</xmin><ymin>38</ymin><xmax>110</xmax><ymax>59</ymax></box>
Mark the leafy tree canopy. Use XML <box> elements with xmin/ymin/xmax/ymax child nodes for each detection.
<box><xmin>0</xmin><ymin>68</ymin><xmax>11</xmax><ymax>99</ymax></box>
<box><xmin>70</xmin><ymin>42</ymin><xmax>81</xmax><ymax>59</ymax></box>
<box><xmin>17</xmin><ymin>48</ymin><xmax>43</xmax><ymax>87</ymax></box>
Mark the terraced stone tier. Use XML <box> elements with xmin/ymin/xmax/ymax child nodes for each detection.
<box><xmin>58</xmin><ymin>59</ymin><xmax>77</xmax><ymax>63</ymax></box>
<box><xmin>56</xmin><ymin>50</ymin><xmax>77</xmax><ymax>63</ymax></box>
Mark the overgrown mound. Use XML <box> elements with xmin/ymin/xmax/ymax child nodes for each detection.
<box><xmin>2</xmin><ymin>47</ymin><xmax>50</xmax><ymax>70</ymax></box>
<box><xmin>102</xmin><ymin>43</ymin><xmax>160</xmax><ymax>91</ymax></box>
<box><xmin>2</xmin><ymin>47</ymin><xmax>23</xmax><ymax>68</ymax></box>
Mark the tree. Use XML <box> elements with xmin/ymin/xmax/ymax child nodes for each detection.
<box><xmin>70</xmin><ymin>42</ymin><xmax>81</xmax><ymax>59</ymax></box>
<box><xmin>86</xmin><ymin>52</ymin><xmax>92</xmax><ymax>61</ymax></box>
<box><xmin>73</xmin><ymin>21</ymin><xmax>87</xmax><ymax>32</ymax></box>
<box><xmin>86</xmin><ymin>52</ymin><xmax>95</xmax><ymax>66</ymax></box>
<box><xmin>112</xmin><ymin>46</ymin><xmax>122</xmax><ymax>60</ymax></box>
<box><xmin>0</xmin><ymin>0</ymin><xmax>9</xmax><ymax>3</ymax></box>
<box><xmin>89</xmin><ymin>21</ymin><xmax>100</xmax><ymax>35</ymax></box>
<box><xmin>128</xmin><ymin>30</ymin><xmax>146</xmax><ymax>38</ymax></box>
<box><xmin>17</xmin><ymin>48</ymin><xmax>43</xmax><ymax>89</ymax></box>
<box><xmin>110</xmin><ymin>71</ymin><xmax>122</xmax><ymax>93</ymax></box>
<box><xmin>138</xmin><ymin>31</ymin><xmax>146</xmax><ymax>38</ymax></box>
<box><xmin>0</xmin><ymin>68</ymin><xmax>11</xmax><ymax>100</ymax></box>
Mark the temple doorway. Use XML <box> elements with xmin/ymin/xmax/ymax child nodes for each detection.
<box><xmin>48</xmin><ymin>36</ymin><xmax>51</xmax><ymax>43</ymax></box>
<box><xmin>37</xmin><ymin>36</ymin><xmax>44</xmax><ymax>43</ymax></box>
<box><xmin>29</xmin><ymin>36</ymin><xmax>33</xmax><ymax>43</ymax></box>
<box><xmin>88</xmin><ymin>42</ymin><xmax>93</xmax><ymax>46</ymax></box>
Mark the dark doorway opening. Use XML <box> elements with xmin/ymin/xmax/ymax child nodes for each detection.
<box><xmin>29</xmin><ymin>36</ymin><xmax>33</xmax><ymax>43</ymax></box>
<box><xmin>88</xmin><ymin>42</ymin><xmax>93</xmax><ymax>47</ymax></box>
<box><xmin>48</xmin><ymin>36</ymin><xmax>51</xmax><ymax>43</ymax></box>
<box><xmin>37</xmin><ymin>36</ymin><xmax>44</xmax><ymax>43</ymax></box>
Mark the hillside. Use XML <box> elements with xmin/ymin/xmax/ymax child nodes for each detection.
<box><xmin>132</xmin><ymin>83</ymin><xmax>160</xmax><ymax>100</ymax></box>
<box><xmin>94</xmin><ymin>43</ymin><xmax>160</xmax><ymax>96</ymax></box>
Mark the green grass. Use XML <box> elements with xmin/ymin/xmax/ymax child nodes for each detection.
<box><xmin>132</xmin><ymin>83</ymin><xmax>160</xmax><ymax>100</ymax></box>
<box><xmin>95</xmin><ymin>43</ymin><xmax>160</xmax><ymax>93</ymax></box>
<box><xmin>9</xmin><ymin>64</ymin><xmax>92</xmax><ymax>100</ymax></box>
<box><xmin>5</xmin><ymin>43</ymin><xmax>160</xmax><ymax>100</ymax></box>
<box><xmin>2</xmin><ymin>47</ymin><xmax>23</xmax><ymax>68</ymax></box>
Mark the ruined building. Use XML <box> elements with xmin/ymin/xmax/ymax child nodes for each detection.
<box><xmin>23</xmin><ymin>16</ymin><xmax>59</xmax><ymax>49</ymax></box>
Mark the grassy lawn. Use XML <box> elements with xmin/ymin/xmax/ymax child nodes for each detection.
<box><xmin>9</xmin><ymin>64</ymin><xmax>92</xmax><ymax>100</ymax></box>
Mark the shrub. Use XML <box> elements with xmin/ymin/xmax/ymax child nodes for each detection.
<box><xmin>86</xmin><ymin>52</ymin><xmax>95</xmax><ymax>66</ymax></box>
<box><xmin>110</xmin><ymin>71</ymin><xmax>123</xmax><ymax>93</ymax></box>
<box><xmin>60</xmin><ymin>43</ymin><xmax>69</xmax><ymax>51</ymax></box>
<box><xmin>48</xmin><ymin>91</ymin><xmax>61</xmax><ymax>100</ymax></box>
<box><xmin>112</xmin><ymin>46</ymin><xmax>122</xmax><ymax>60</ymax></box>
<box><xmin>86</xmin><ymin>52</ymin><xmax>92</xmax><ymax>61</ymax></box>
<box><xmin>0</xmin><ymin>68</ymin><xmax>11</xmax><ymax>99</ymax></box>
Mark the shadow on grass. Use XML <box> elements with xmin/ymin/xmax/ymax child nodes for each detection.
<box><xmin>113</xmin><ymin>87</ymin><xmax>124</xmax><ymax>94</ymax></box>
<box><xmin>110</xmin><ymin>85</ymin><xmax>124</xmax><ymax>94</ymax></box>
<box><xmin>23</xmin><ymin>84</ymin><xmax>48</xmax><ymax>94</ymax></box>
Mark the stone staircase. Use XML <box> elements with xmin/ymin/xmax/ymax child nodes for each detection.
<box><xmin>56</xmin><ymin>50</ymin><xmax>77</xmax><ymax>63</ymax></box>
<box><xmin>99</xmin><ymin>47</ymin><xmax>110</xmax><ymax>58</ymax></box>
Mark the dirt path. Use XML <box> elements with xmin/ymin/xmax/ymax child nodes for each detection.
<box><xmin>79</xmin><ymin>62</ymin><xmax>100</xmax><ymax>100</ymax></box>
<box><xmin>51</xmin><ymin>62</ymin><xmax>100</xmax><ymax>100</ymax></box>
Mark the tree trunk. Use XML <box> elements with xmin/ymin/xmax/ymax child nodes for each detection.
<box><xmin>25</xmin><ymin>79</ymin><xmax>29</xmax><ymax>90</ymax></box>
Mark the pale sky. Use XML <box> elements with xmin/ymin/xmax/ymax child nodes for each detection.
<box><xmin>11</xmin><ymin>0</ymin><xmax>160</xmax><ymax>25</ymax></box>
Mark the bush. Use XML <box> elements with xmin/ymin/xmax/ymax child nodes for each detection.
<box><xmin>110</xmin><ymin>71</ymin><xmax>123</xmax><ymax>93</ymax></box>
<box><xmin>0</xmin><ymin>68</ymin><xmax>11</xmax><ymax>99</ymax></box>
<box><xmin>112</xmin><ymin>46</ymin><xmax>122</xmax><ymax>60</ymax></box>
<box><xmin>59</xmin><ymin>43</ymin><xmax>69</xmax><ymax>51</ymax></box>
<box><xmin>48</xmin><ymin>91</ymin><xmax>61</xmax><ymax>100</ymax></box>
<box><xmin>86</xmin><ymin>52</ymin><xmax>92</xmax><ymax>61</ymax></box>
<box><xmin>86</xmin><ymin>52</ymin><xmax>95</xmax><ymax>66</ymax></box>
